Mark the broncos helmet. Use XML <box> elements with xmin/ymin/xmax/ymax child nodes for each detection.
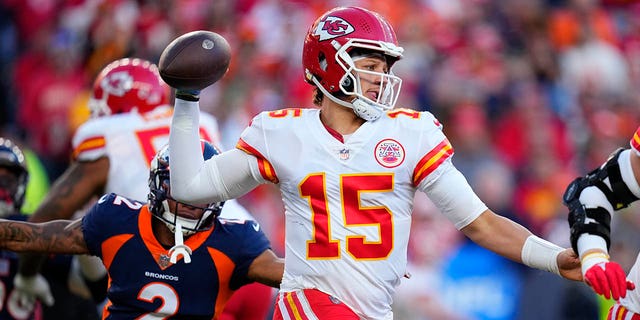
<box><xmin>0</xmin><ymin>138</ymin><xmax>28</xmax><ymax>217</ymax></box>
<box><xmin>148</xmin><ymin>140</ymin><xmax>223</xmax><ymax>236</ymax></box>
<box><xmin>89</xmin><ymin>58</ymin><xmax>170</xmax><ymax>118</ymax></box>
<box><xmin>302</xmin><ymin>6</ymin><xmax>404</xmax><ymax>121</ymax></box>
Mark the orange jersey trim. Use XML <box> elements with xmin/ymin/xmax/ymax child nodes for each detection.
<box><xmin>73</xmin><ymin>136</ymin><xmax>106</xmax><ymax>159</ymax></box>
<box><xmin>631</xmin><ymin>127</ymin><xmax>640</xmax><ymax>153</ymax></box>
<box><xmin>101</xmin><ymin>300</ymin><xmax>113</xmax><ymax>319</ymax></box>
<box><xmin>236</xmin><ymin>138</ymin><xmax>279</xmax><ymax>184</ymax></box>
<box><xmin>209</xmin><ymin>248</ymin><xmax>236</xmax><ymax>319</ymax></box>
<box><xmin>101</xmin><ymin>233</ymin><xmax>134</xmax><ymax>270</ymax></box>
<box><xmin>412</xmin><ymin>139</ymin><xmax>454</xmax><ymax>186</ymax></box>
<box><xmin>138</xmin><ymin>206</ymin><xmax>214</xmax><ymax>269</ymax></box>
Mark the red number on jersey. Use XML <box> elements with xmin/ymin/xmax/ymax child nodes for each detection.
<box><xmin>300</xmin><ymin>173</ymin><xmax>394</xmax><ymax>260</ymax></box>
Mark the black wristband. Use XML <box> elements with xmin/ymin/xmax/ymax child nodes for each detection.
<box><xmin>175</xmin><ymin>91</ymin><xmax>200</xmax><ymax>101</ymax></box>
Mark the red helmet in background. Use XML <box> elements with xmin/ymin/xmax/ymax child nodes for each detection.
<box><xmin>89</xmin><ymin>58</ymin><xmax>170</xmax><ymax>117</ymax></box>
<box><xmin>302</xmin><ymin>6</ymin><xmax>404</xmax><ymax>120</ymax></box>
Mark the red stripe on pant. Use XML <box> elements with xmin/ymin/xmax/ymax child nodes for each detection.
<box><xmin>272</xmin><ymin>289</ymin><xmax>360</xmax><ymax>320</ymax></box>
<box><xmin>609</xmin><ymin>303</ymin><xmax>640</xmax><ymax>320</ymax></box>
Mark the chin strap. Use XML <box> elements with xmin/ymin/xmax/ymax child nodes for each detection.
<box><xmin>168</xmin><ymin>223</ymin><xmax>192</xmax><ymax>264</ymax></box>
<box><xmin>309</xmin><ymin>74</ymin><xmax>382</xmax><ymax>121</ymax></box>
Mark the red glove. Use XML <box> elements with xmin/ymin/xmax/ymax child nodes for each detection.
<box><xmin>584</xmin><ymin>261</ymin><xmax>635</xmax><ymax>300</ymax></box>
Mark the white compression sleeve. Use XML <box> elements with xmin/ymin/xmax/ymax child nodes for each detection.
<box><xmin>575</xmin><ymin>186</ymin><xmax>613</xmax><ymax>257</ymax></box>
<box><xmin>170</xmin><ymin>99</ymin><xmax>261</xmax><ymax>204</ymax></box>
<box><xmin>619</xmin><ymin>149</ymin><xmax>640</xmax><ymax>198</ymax></box>
<box><xmin>419</xmin><ymin>163</ymin><xmax>487</xmax><ymax>230</ymax></box>
<box><xmin>170</xmin><ymin>98</ymin><xmax>205</xmax><ymax>200</ymax></box>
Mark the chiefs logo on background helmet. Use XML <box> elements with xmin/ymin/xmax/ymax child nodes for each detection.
<box><xmin>89</xmin><ymin>58</ymin><xmax>170</xmax><ymax>117</ymax></box>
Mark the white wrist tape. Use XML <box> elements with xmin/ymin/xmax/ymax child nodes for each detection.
<box><xmin>577</xmin><ymin>234</ymin><xmax>610</xmax><ymax>274</ymax></box>
<box><xmin>521</xmin><ymin>235</ymin><xmax>563</xmax><ymax>276</ymax></box>
<box><xmin>580</xmin><ymin>251</ymin><xmax>610</xmax><ymax>275</ymax></box>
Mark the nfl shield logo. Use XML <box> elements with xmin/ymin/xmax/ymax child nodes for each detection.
<box><xmin>339</xmin><ymin>148</ymin><xmax>350</xmax><ymax>160</ymax></box>
<box><xmin>159</xmin><ymin>254</ymin><xmax>171</xmax><ymax>268</ymax></box>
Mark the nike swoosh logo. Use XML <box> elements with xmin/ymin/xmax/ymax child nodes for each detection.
<box><xmin>252</xmin><ymin>222</ymin><xmax>260</xmax><ymax>232</ymax></box>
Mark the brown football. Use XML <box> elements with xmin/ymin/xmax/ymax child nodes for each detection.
<box><xmin>159</xmin><ymin>30</ymin><xmax>231</xmax><ymax>90</ymax></box>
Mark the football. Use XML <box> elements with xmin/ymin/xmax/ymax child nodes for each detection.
<box><xmin>158</xmin><ymin>30</ymin><xmax>231</xmax><ymax>90</ymax></box>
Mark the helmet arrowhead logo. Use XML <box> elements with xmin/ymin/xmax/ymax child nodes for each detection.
<box><xmin>102</xmin><ymin>71</ymin><xmax>133</xmax><ymax>97</ymax></box>
<box><xmin>314</xmin><ymin>16</ymin><xmax>354</xmax><ymax>41</ymax></box>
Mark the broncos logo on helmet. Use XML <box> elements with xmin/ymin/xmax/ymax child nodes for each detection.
<box><xmin>148</xmin><ymin>140</ymin><xmax>224</xmax><ymax>235</ymax></box>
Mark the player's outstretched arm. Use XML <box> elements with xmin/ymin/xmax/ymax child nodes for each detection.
<box><xmin>28</xmin><ymin>158</ymin><xmax>108</xmax><ymax>223</ymax></box>
<box><xmin>461</xmin><ymin>209</ymin><xmax>582</xmax><ymax>281</ymax></box>
<box><xmin>18</xmin><ymin>159</ymin><xmax>106</xmax><ymax>277</ymax></box>
<box><xmin>0</xmin><ymin>219</ymin><xmax>89</xmax><ymax>254</ymax></box>
<box><xmin>562</xmin><ymin>142</ymin><xmax>640</xmax><ymax>300</ymax></box>
<box><xmin>247</xmin><ymin>249</ymin><xmax>284</xmax><ymax>288</ymax></box>
<box><xmin>170</xmin><ymin>99</ymin><xmax>262</xmax><ymax>204</ymax></box>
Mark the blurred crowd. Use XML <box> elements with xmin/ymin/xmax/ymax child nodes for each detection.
<box><xmin>2</xmin><ymin>0</ymin><xmax>640</xmax><ymax>319</ymax></box>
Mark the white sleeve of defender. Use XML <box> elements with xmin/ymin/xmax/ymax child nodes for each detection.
<box><xmin>575</xmin><ymin>186</ymin><xmax>612</xmax><ymax>258</ymax></box>
<box><xmin>170</xmin><ymin>99</ymin><xmax>262</xmax><ymax>204</ymax></box>
<box><xmin>619</xmin><ymin>149</ymin><xmax>640</xmax><ymax>198</ymax></box>
<box><xmin>418</xmin><ymin>162</ymin><xmax>487</xmax><ymax>230</ymax></box>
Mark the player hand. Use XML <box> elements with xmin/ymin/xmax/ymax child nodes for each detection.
<box><xmin>584</xmin><ymin>261</ymin><xmax>635</xmax><ymax>300</ymax></box>
<box><xmin>13</xmin><ymin>273</ymin><xmax>55</xmax><ymax>307</ymax></box>
<box><xmin>557</xmin><ymin>248</ymin><xmax>582</xmax><ymax>281</ymax></box>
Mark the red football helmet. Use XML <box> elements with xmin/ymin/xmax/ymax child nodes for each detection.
<box><xmin>302</xmin><ymin>6</ymin><xmax>404</xmax><ymax>120</ymax></box>
<box><xmin>89</xmin><ymin>58</ymin><xmax>170</xmax><ymax>117</ymax></box>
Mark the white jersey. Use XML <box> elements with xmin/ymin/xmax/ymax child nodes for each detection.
<box><xmin>72</xmin><ymin>106</ymin><xmax>251</xmax><ymax>219</ymax></box>
<box><xmin>237</xmin><ymin>108</ymin><xmax>486</xmax><ymax>319</ymax></box>
<box><xmin>620</xmin><ymin>256</ymin><xmax>640</xmax><ymax>313</ymax></box>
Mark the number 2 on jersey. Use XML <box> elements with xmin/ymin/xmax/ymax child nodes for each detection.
<box><xmin>300</xmin><ymin>173</ymin><xmax>393</xmax><ymax>260</ymax></box>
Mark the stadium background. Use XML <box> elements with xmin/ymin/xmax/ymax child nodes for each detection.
<box><xmin>1</xmin><ymin>0</ymin><xmax>640</xmax><ymax>319</ymax></box>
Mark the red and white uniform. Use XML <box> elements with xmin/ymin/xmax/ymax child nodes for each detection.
<box><xmin>72</xmin><ymin>105</ymin><xmax>250</xmax><ymax>219</ymax></box>
<box><xmin>610</xmin><ymin>128</ymin><xmax>640</xmax><ymax>318</ymax></box>
<box><xmin>170</xmin><ymin>103</ymin><xmax>487</xmax><ymax>319</ymax></box>
<box><xmin>617</xmin><ymin>260</ymin><xmax>640</xmax><ymax>318</ymax></box>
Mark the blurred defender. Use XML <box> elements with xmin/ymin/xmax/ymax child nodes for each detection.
<box><xmin>0</xmin><ymin>137</ymin><xmax>43</xmax><ymax>319</ymax></box>
<box><xmin>17</xmin><ymin>58</ymin><xmax>275</xmax><ymax>318</ymax></box>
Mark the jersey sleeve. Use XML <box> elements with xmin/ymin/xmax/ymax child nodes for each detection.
<box><xmin>236</xmin><ymin>112</ymin><xmax>278</xmax><ymax>184</ymax></box>
<box><xmin>72</xmin><ymin>118</ymin><xmax>109</xmax><ymax>161</ymax></box>
<box><xmin>198</xmin><ymin>111</ymin><xmax>222</xmax><ymax>150</ymax></box>
<box><xmin>227</xmin><ymin>219</ymin><xmax>271</xmax><ymax>290</ymax></box>
<box><xmin>410</xmin><ymin>112</ymin><xmax>487</xmax><ymax>229</ymax></box>
<box><xmin>81</xmin><ymin>193</ymin><xmax>115</xmax><ymax>257</ymax></box>
<box><xmin>81</xmin><ymin>193</ymin><xmax>142</xmax><ymax>257</ymax></box>
<box><xmin>410</xmin><ymin>111</ymin><xmax>454</xmax><ymax>188</ymax></box>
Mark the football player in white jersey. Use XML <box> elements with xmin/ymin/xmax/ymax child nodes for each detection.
<box><xmin>561</xmin><ymin>126</ymin><xmax>640</xmax><ymax>319</ymax></box>
<box><xmin>17</xmin><ymin>58</ymin><xmax>274</xmax><ymax>319</ymax></box>
<box><xmin>168</xmin><ymin>6</ymin><xmax>582</xmax><ymax>320</ymax></box>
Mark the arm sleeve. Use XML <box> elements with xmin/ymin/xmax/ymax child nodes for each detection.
<box><xmin>418</xmin><ymin>160</ymin><xmax>487</xmax><ymax>229</ymax></box>
<box><xmin>170</xmin><ymin>99</ymin><xmax>263</xmax><ymax>204</ymax></box>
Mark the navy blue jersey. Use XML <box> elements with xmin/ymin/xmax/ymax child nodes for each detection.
<box><xmin>81</xmin><ymin>193</ymin><xmax>271</xmax><ymax>319</ymax></box>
